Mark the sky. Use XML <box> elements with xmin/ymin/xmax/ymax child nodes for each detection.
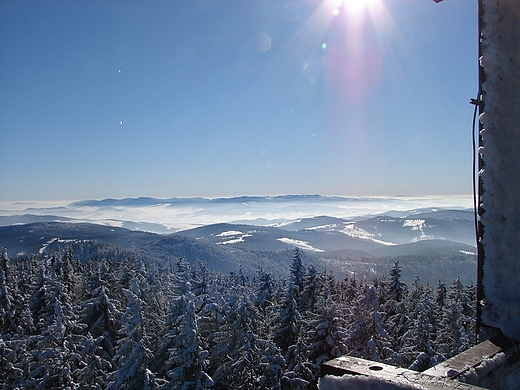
<box><xmin>0</xmin><ymin>0</ymin><xmax>478</xmax><ymax>202</ymax></box>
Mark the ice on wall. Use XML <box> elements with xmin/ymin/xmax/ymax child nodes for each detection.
<box><xmin>479</xmin><ymin>0</ymin><xmax>520</xmax><ymax>341</ymax></box>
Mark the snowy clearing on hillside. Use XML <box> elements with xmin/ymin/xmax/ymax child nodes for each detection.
<box><xmin>216</xmin><ymin>231</ymin><xmax>244</xmax><ymax>237</ymax></box>
<box><xmin>403</xmin><ymin>219</ymin><xmax>425</xmax><ymax>230</ymax></box>
<box><xmin>39</xmin><ymin>238</ymin><xmax>77</xmax><ymax>254</ymax></box>
<box><xmin>340</xmin><ymin>224</ymin><xmax>396</xmax><ymax>246</ymax></box>
<box><xmin>277</xmin><ymin>238</ymin><xmax>324</xmax><ymax>252</ymax></box>
<box><xmin>215</xmin><ymin>231</ymin><xmax>253</xmax><ymax>245</ymax></box>
<box><xmin>305</xmin><ymin>224</ymin><xmax>338</xmax><ymax>231</ymax></box>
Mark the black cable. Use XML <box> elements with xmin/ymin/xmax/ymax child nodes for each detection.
<box><xmin>471</xmin><ymin>93</ymin><xmax>483</xmax><ymax>345</ymax></box>
<box><xmin>471</xmin><ymin>96</ymin><xmax>480</xmax><ymax>249</ymax></box>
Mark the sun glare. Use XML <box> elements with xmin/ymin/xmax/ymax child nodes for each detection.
<box><xmin>325</xmin><ymin>0</ymin><xmax>385</xmax><ymax>29</ymax></box>
<box><xmin>326</xmin><ymin>0</ymin><xmax>380</xmax><ymax>17</ymax></box>
<box><xmin>342</xmin><ymin>0</ymin><xmax>374</xmax><ymax>15</ymax></box>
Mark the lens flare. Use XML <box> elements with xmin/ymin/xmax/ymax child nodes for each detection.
<box><xmin>343</xmin><ymin>0</ymin><xmax>374</xmax><ymax>15</ymax></box>
<box><xmin>320</xmin><ymin>0</ymin><xmax>387</xmax><ymax>103</ymax></box>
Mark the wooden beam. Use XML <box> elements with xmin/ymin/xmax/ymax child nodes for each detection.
<box><xmin>321</xmin><ymin>335</ymin><xmax>520</xmax><ymax>389</ymax></box>
<box><xmin>321</xmin><ymin>356</ymin><xmax>485</xmax><ymax>389</ymax></box>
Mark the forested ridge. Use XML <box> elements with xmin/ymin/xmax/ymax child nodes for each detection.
<box><xmin>0</xmin><ymin>245</ymin><xmax>476</xmax><ymax>389</ymax></box>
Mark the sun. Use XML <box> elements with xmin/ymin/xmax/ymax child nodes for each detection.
<box><xmin>342</xmin><ymin>0</ymin><xmax>377</xmax><ymax>15</ymax></box>
<box><xmin>326</xmin><ymin>0</ymin><xmax>383</xmax><ymax>22</ymax></box>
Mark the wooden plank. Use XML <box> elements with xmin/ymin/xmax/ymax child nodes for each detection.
<box><xmin>424</xmin><ymin>334</ymin><xmax>517</xmax><ymax>380</ymax></box>
<box><xmin>322</xmin><ymin>356</ymin><xmax>486</xmax><ymax>389</ymax></box>
<box><xmin>424</xmin><ymin>338</ymin><xmax>503</xmax><ymax>378</ymax></box>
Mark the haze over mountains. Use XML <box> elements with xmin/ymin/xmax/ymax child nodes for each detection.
<box><xmin>0</xmin><ymin>194</ymin><xmax>473</xmax><ymax>232</ymax></box>
<box><xmin>0</xmin><ymin>195</ymin><xmax>477</xmax><ymax>285</ymax></box>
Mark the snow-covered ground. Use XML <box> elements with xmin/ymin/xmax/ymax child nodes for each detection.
<box><xmin>277</xmin><ymin>237</ymin><xmax>324</xmax><ymax>252</ymax></box>
<box><xmin>215</xmin><ymin>231</ymin><xmax>253</xmax><ymax>245</ymax></box>
<box><xmin>340</xmin><ymin>224</ymin><xmax>396</xmax><ymax>246</ymax></box>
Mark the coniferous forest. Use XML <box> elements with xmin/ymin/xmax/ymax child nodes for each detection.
<box><xmin>0</xmin><ymin>245</ymin><xmax>476</xmax><ymax>389</ymax></box>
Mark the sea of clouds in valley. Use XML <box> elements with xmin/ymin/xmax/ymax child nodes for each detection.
<box><xmin>0</xmin><ymin>195</ymin><xmax>473</xmax><ymax>233</ymax></box>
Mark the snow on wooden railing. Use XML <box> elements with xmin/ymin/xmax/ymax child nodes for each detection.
<box><xmin>320</xmin><ymin>334</ymin><xmax>520</xmax><ymax>389</ymax></box>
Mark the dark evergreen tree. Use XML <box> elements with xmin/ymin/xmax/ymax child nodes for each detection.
<box><xmin>387</xmin><ymin>261</ymin><xmax>407</xmax><ymax>303</ymax></box>
<box><xmin>307</xmin><ymin>275</ymin><xmax>348</xmax><ymax>370</ymax></box>
<box><xmin>24</xmin><ymin>261</ymin><xmax>83</xmax><ymax>389</ymax></box>
<box><xmin>300</xmin><ymin>265</ymin><xmax>318</xmax><ymax>314</ymax></box>
<box><xmin>159</xmin><ymin>292</ymin><xmax>212</xmax><ymax>390</ymax></box>
<box><xmin>345</xmin><ymin>284</ymin><xmax>390</xmax><ymax>362</ymax></box>
<box><xmin>108</xmin><ymin>340</ymin><xmax>158</xmax><ymax>390</ymax></box>
<box><xmin>273</xmin><ymin>282</ymin><xmax>301</xmax><ymax>357</ymax></box>
<box><xmin>289</xmin><ymin>248</ymin><xmax>305</xmax><ymax>306</ymax></box>
<box><xmin>80</xmin><ymin>285</ymin><xmax>120</xmax><ymax>340</ymax></box>
<box><xmin>281</xmin><ymin>340</ymin><xmax>314</xmax><ymax>390</ymax></box>
<box><xmin>0</xmin><ymin>247</ymin><xmax>15</xmax><ymax>334</ymax></box>
<box><xmin>108</xmin><ymin>280</ymin><xmax>155</xmax><ymax>390</ymax></box>
<box><xmin>399</xmin><ymin>278</ymin><xmax>438</xmax><ymax>370</ymax></box>
<box><xmin>435</xmin><ymin>276</ymin><xmax>475</xmax><ymax>359</ymax></box>
<box><xmin>255</xmin><ymin>271</ymin><xmax>275</xmax><ymax>312</ymax></box>
<box><xmin>435</xmin><ymin>280</ymin><xmax>447</xmax><ymax>310</ymax></box>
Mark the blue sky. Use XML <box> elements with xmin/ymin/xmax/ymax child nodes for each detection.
<box><xmin>0</xmin><ymin>0</ymin><xmax>477</xmax><ymax>202</ymax></box>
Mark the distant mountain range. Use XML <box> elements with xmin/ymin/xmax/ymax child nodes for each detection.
<box><xmin>0</xmin><ymin>195</ymin><xmax>477</xmax><ymax>284</ymax></box>
<box><xmin>0</xmin><ymin>194</ymin><xmax>473</xmax><ymax>233</ymax></box>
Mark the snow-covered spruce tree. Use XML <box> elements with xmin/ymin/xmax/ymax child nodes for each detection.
<box><xmin>289</xmin><ymin>248</ymin><xmax>305</xmax><ymax>308</ymax></box>
<box><xmin>0</xmin><ymin>337</ymin><xmax>24</xmax><ymax>388</ymax></box>
<box><xmin>134</xmin><ymin>257</ymin><xmax>167</xmax><ymax>353</ymax></box>
<box><xmin>257</xmin><ymin>340</ymin><xmax>285</xmax><ymax>390</ymax></box>
<box><xmin>158</xmin><ymin>292</ymin><xmax>213</xmax><ymax>390</ymax></box>
<box><xmin>107</xmin><ymin>340</ymin><xmax>159</xmax><ymax>390</ymax></box>
<box><xmin>22</xmin><ymin>262</ymin><xmax>85</xmax><ymax>389</ymax></box>
<box><xmin>281</xmin><ymin>339</ymin><xmax>315</xmax><ymax>390</ymax></box>
<box><xmin>80</xmin><ymin>284</ymin><xmax>121</xmax><ymax>340</ymax></box>
<box><xmin>381</xmin><ymin>262</ymin><xmax>411</xmax><ymax>361</ymax></box>
<box><xmin>343</xmin><ymin>275</ymin><xmax>359</xmax><ymax>303</ymax></box>
<box><xmin>273</xmin><ymin>280</ymin><xmax>301</xmax><ymax>357</ymax></box>
<box><xmin>273</xmin><ymin>272</ymin><xmax>319</xmax><ymax>389</ymax></box>
<box><xmin>224</xmin><ymin>298</ymin><xmax>272</xmax><ymax>389</ymax></box>
<box><xmin>344</xmin><ymin>283</ymin><xmax>390</xmax><ymax>362</ymax></box>
<box><xmin>77</xmin><ymin>283</ymin><xmax>121</xmax><ymax>387</ymax></box>
<box><xmin>108</xmin><ymin>279</ymin><xmax>157</xmax><ymax>390</ymax></box>
<box><xmin>435</xmin><ymin>276</ymin><xmax>475</xmax><ymax>360</ymax></box>
<box><xmin>2</xmin><ymin>253</ymin><xmax>36</xmax><ymax>338</ymax></box>
<box><xmin>306</xmin><ymin>271</ymin><xmax>348</xmax><ymax>373</ymax></box>
<box><xmin>0</xmin><ymin>250</ymin><xmax>27</xmax><ymax>388</ymax></box>
<box><xmin>207</xmin><ymin>289</ymin><xmax>270</xmax><ymax>389</ymax></box>
<box><xmin>431</xmin><ymin>280</ymin><xmax>447</xmax><ymax>338</ymax></box>
<box><xmin>434</xmin><ymin>280</ymin><xmax>447</xmax><ymax>311</ymax></box>
<box><xmin>152</xmin><ymin>256</ymin><xmax>209</xmax><ymax>380</ymax></box>
<box><xmin>399</xmin><ymin>277</ymin><xmax>439</xmax><ymax>371</ymax></box>
<box><xmin>29</xmin><ymin>265</ymin><xmax>50</xmax><ymax>335</ymax></box>
<box><xmin>383</xmin><ymin>298</ymin><xmax>410</xmax><ymax>363</ymax></box>
<box><xmin>51</xmin><ymin>247</ymin><xmax>77</xmax><ymax>298</ymax></box>
<box><xmin>0</xmin><ymin>247</ymin><xmax>16</xmax><ymax>334</ymax></box>
<box><xmin>255</xmin><ymin>270</ymin><xmax>276</xmax><ymax>313</ymax></box>
<box><xmin>73</xmin><ymin>333</ymin><xmax>114</xmax><ymax>389</ymax></box>
<box><xmin>299</xmin><ymin>265</ymin><xmax>318</xmax><ymax>315</ymax></box>
<box><xmin>0</xmin><ymin>253</ymin><xmax>43</xmax><ymax>389</ymax></box>
<box><xmin>387</xmin><ymin>261</ymin><xmax>407</xmax><ymax>303</ymax></box>
<box><xmin>72</xmin><ymin>255</ymin><xmax>124</xmax><ymax>388</ymax></box>
<box><xmin>254</xmin><ymin>269</ymin><xmax>280</xmax><ymax>341</ymax></box>
<box><xmin>111</xmin><ymin>250</ymin><xmax>142</xmax><ymax>305</ymax></box>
